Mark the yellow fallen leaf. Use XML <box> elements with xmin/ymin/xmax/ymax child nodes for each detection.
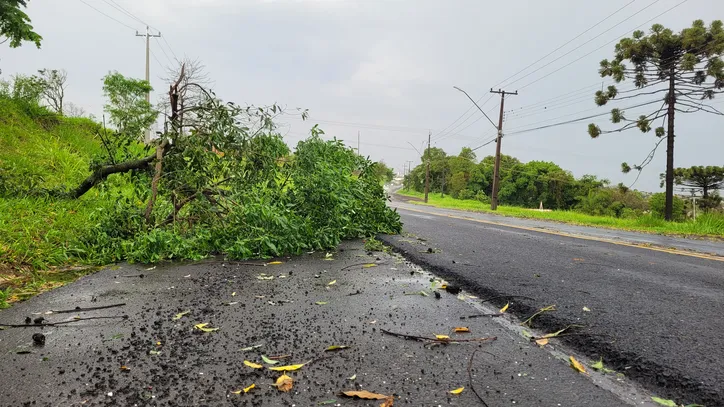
<box><xmin>440</xmin><ymin>284</ymin><xmax>448</xmax><ymax>289</ymax></box>
<box><xmin>569</xmin><ymin>356</ymin><xmax>586</xmax><ymax>374</ymax></box>
<box><xmin>380</xmin><ymin>395</ymin><xmax>395</xmax><ymax>407</ymax></box>
<box><xmin>194</xmin><ymin>323</ymin><xmax>219</xmax><ymax>332</ymax></box>
<box><xmin>231</xmin><ymin>389</ymin><xmax>242</xmax><ymax>395</ymax></box>
<box><xmin>328</xmin><ymin>280</ymin><xmax>337</xmax><ymax>286</ymax></box>
<box><xmin>453</xmin><ymin>327</ymin><xmax>470</xmax><ymax>333</ymax></box>
<box><xmin>269</xmin><ymin>362</ymin><xmax>307</xmax><ymax>371</ymax></box>
<box><xmin>341</xmin><ymin>390</ymin><xmax>389</xmax><ymax>400</ymax></box>
<box><xmin>449</xmin><ymin>387</ymin><xmax>464</xmax><ymax>394</ymax></box>
<box><xmin>325</xmin><ymin>345</ymin><xmax>350</xmax><ymax>351</ymax></box>
<box><xmin>120</xmin><ymin>365</ymin><xmax>131</xmax><ymax>371</ymax></box>
<box><xmin>315</xmin><ymin>301</ymin><xmax>328</xmax><ymax>305</ymax></box>
<box><xmin>500</xmin><ymin>302</ymin><xmax>509</xmax><ymax>313</ymax></box>
<box><xmin>243</xmin><ymin>360</ymin><xmax>263</xmax><ymax>369</ymax></box>
<box><xmin>535</xmin><ymin>338</ymin><xmax>549</xmax><ymax>346</ymax></box>
<box><xmin>231</xmin><ymin>292</ymin><xmax>237</xmax><ymax>297</ymax></box>
<box><xmin>434</xmin><ymin>334</ymin><xmax>450</xmax><ymax>340</ymax></box>
<box><xmin>267</xmin><ymin>261</ymin><xmax>283</xmax><ymax>265</ymax></box>
<box><xmin>583</xmin><ymin>306</ymin><xmax>591</xmax><ymax>312</ymax></box>
<box><xmin>363</xmin><ymin>263</ymin><xmax>377</xmax><ymax>268</ymax></box>
<box><xmin>172</xmin><ymin>310</ymin><xmax>190</xmax><ymax>320</ymax></box>
<box><xmin>275</xmin><ymin>374</ymin><xmax>293</xmax><ymax>392</ymax></box>
<box><xmin>243</xmin><ymin>383</ymin><xmax>255</xmax><ymax>393</ymax></box>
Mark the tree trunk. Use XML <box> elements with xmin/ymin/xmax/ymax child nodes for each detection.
<box><xmin>144</xmin><ymin>139</ymin><xmax>166</xmax><ymax>224</ymax></box>
<box><xmin>65</xmin><ymin>141</ymin><xmax>168</xmax><ymax>199</ymax></box>
<box><xmin>664</xmin><ymin>67</ymin><xmax>676</xmax><ymax>221</ymax></box>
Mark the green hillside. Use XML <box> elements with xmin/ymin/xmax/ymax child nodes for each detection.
<box><xmin>0</xmin><ymin>97</ymin><xmax>109</xmax><ymax>297</ymax></box>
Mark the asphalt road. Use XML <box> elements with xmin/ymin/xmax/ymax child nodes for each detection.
<box><xmin>0</xmin><ymin>241</ymin><xmax>643</xmax><ymax>406</ymax></box>
<box><xmin>379</xmin><ymin>203</ymin><xmax>724</xmax><ymax>407</ymax></box>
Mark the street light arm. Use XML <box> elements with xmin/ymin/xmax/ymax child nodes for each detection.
<box><xmin>406</xmin><ymin>141</ymin><xmax>424</xmax><ymax>157</ymax></box>
<box><xmin>453</xmin><ymin>86</ymin><xmax>498</xmax><ymax>130</ymax></box>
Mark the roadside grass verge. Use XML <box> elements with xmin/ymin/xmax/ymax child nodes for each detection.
<box><xmin>397</xmin><ymin>189</ymin><xmax>724</xmax><ymax>238</ymax></box>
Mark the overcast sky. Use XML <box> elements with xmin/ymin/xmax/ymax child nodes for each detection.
<box><xmin>3</xmin><ymin>0</ymin><xmax>723</xmax><ymax>192</ymax></box>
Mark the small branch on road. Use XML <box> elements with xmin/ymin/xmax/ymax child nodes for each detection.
<box><xmin>479</xmin><ymin>295</ymin><xmax>536</xmax><ymax>304</ymax></box>
<box><xmin>0</xmin><ymin>315</ymin><xmax>128</xmax><ymax>328</ymax></box>
<box><xmin>521</xmin><ymin>304</ymin><xmax>556</xmax><ymax>326</ymax></box>
<box><xmin>340</xmin><ymin>262</ymin><xmax>385</xmax><ymax>271</ymax></box>
<box><xmin>467</xmin><ymin>349</ymin><xmax>491</xmax><ymax>407</ymax></box>
<box><xmin>460</xmin><ymin>314</ymin><xmax>504</xmax><ymax>320</ymax></box>
<box><xmin>49</xmin><ymin>303</ymin><xmax>127</xmax><ymax>314</ymax></box>
<box><xmin>380</xmin><ymin>328</ymin><xmax>497</xmax><ymax>344</ymax></box>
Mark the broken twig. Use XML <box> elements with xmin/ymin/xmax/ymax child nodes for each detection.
<box><xmin>380</xmin><ymin>328</ymin><xmax>496</xmax><ymax>344</ymax></box>
<box><xmin>340</xmin><ymin>262</ymin><xmax>384</xmax><ymax>271</ymax></box>
<box><xmin>521</xmin><ymin>304</ymin><xmax>556</xmax><ymax>326</ymax></box>
<box><xmin>479</xmin><ymin>295</ymin><xmax>536</xmax><ymax>304</ymax></box>
<box><xmin>467</xmin><ymin>349</ymin><xmax>490</xmax><ymax>407</ymax></box>
<box><xmin>460</xmin><ymin>314</ymin><xmax>504</xmax><ymax>320</ymax></box>
<box><xmin>0</xmin><ymin>315</ymin><xmax>128</xmax><ymax>328</ymax></box>
<box><xmin>50</xmin><ymin>303</ymin><xmax>126</xmax><ymax>314</ymax></box>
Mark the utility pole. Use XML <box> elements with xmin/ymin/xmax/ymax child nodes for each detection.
<box><xmin>490</xmin><ymin>88</ymin><xmax>517</xmax><ymax>210</ymax></box>
<box><xmin>136</xmin><ymin>26</ymin><xmax>162</xmax><ymax>144</ymax></box>
<box><xmin>424</xmin><ymin>131</ymin><xmax>431</xmax><ymax>203</ymax></box>
<box><xmin>689</xmin><ymin>189</ymin><xmax>698</xmax><ymax>220</ymax></box>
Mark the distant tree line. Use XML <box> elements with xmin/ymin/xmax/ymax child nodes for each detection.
<box><xmin>403</xmin><ymin>147</ymin><xmax>722</xmax><ymax>220</ymax></box>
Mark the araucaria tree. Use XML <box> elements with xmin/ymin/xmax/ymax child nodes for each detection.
<box><xmin>588</xmin><ymin>20</ymin><xmax>724</xmax><ymax>221</ymax></box>
<box><xmin>663</xmin><ymin>165</ymin><xmax>724</xmax><ymax>210</ymax></box>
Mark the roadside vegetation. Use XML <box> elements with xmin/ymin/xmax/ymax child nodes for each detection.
<box><xmin>0</xmin><ymin>69</ymin><xmax>401</xmax><ymax>305</ymax></box>
<box><xmin>401</xmin><ymin>147</ymin><xmax>724</xmax><ymax>238</ymax></box>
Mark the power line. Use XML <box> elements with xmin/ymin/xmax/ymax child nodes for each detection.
<box><xmin>105</xmin><ymin>0</ymin><xmax>149</xmax><ymax>26</ymax></box>
<box><xmin>154</xmin><ymin>37</ymin><xmax>174</xmax><ymax>65</ymax></box>
<box><xmin>500</xmin><ymin>0</ymin><xmax>664</xmax><ymax>90</ymax></box>
<box><xmin>434</xmin><ymin>0</ymin><xmax>645</xmax><ymax>142</ymax></box>
<box><xmin>162</xmin><ymin>37</ymin><xmax>179</xmax><ymax>61</ymax></box>
<box><xmin>495</xmin><ymin>0</ymin><xmax>637</xmax><ymax>89</ymax></box>
<box><xmin>517</xmin><ymin>0</ymin><xmax>690</xmax><ymax>90</ymax></box>
<box><xmin>432</xmin><ymin>94</ymin><xmax>495</xmax><ymax>141</ymax></box>
<box><xmin>504</xmin><ymin>98</ymin><xmax>663</xmax><ymax>136</ymax></box>
<box><xmin>78</xmin><ymin>0</ymin><xmax>138</xmax><ymax>31</ymax></box>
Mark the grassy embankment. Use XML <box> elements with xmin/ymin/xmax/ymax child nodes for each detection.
<box><xmin>397</xmin><ymin>189</ymin><xmax>724</xmax><ymax>238</ymax></box>
<box><xmin>0</xmin><ymin>98</ymin><xmax>113</xmax><ymax>306</ymax></box>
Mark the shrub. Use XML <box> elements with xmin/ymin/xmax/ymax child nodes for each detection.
<box><xmin>458</xmin><ymin>189</ymin><xmax>475</xmax><ymax>200</ymax></box>
<box><xmin>649</xmin><ymin>192</ymin><xmax>686</xmax><ymax>221</ymax></box>
<box><xmin>475</xmin><ymin>190</ymin><xmax>490</xmax><ymax>203</ymax></box>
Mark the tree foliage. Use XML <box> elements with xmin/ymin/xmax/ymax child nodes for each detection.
<box><xmin>588</xmin><ymin>20</ymin><xmax>724</xmax><ymax>220</ymax></box>
<box><xmin>370</xmin><ymin>161</ymin><xmax>395</xmax><ymax>183</ymax></box>
<box><xmin>102</xmin><ymin>72</ymin><xmax>157</xmax><ymax>142</ymax></box>
<box><xmin>0</xmin><ymin>0</ymin><xmax>41</xmax><ymax>49</ymax></box>
<box><xmin>664</xmin><ymin>165</ymin><xmax>724</xmax><ymax>210</ymax></box>
<box><xmin>36</xmin><ymin>68</ymin><xmax>67</xmax><ymax>114</ymax></box>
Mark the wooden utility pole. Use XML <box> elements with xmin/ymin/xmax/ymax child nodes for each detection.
<box><xmin>136</xmin><ymin>26</ymin><xmax>162</xmax><ymax>144</ymax></box>
<box><xmin>424</xmin><ymin>131</ymin><xmax>431</xmax><ymax>203</ymax></box>
<box><xmin>490</xmin><ymin>88</ymin><xmax>517</xmax><ymax>210</ymax></box>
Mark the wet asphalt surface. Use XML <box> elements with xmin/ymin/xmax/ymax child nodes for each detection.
<box><xmin>0</xmin><ymin>241</ymin><xmax>642</xmax><ymax>406</ymax></box>
<box><xmin>379</xmin><ymin>204</ymin><xmax>724</xmax><ymax>407</ymax></box>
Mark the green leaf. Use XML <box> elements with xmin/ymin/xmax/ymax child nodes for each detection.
<box><xmin>650</xmin><ymin>397</ymin><xmax>677</xmax><ymax>407</ymax></box>
<box><xmin>241</xmin><ymin>344</ymin><xmax>263</xmax><ymax>351</ymax></box>
<box><xmin>315</xmin><ymin>301</ymin><xmax>328</xmax><ymax>305</ymax></box>
<box><xmin>261</xmin><ymin>355</ymin><xmax>279</xmax><ymax>365</ymax></box>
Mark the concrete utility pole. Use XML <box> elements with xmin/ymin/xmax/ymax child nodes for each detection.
<box><xmin>490</xmin><ymin>88</ymin><xmax>517</xmax><ymax>210</ymax></box>
<box><xmin>136</xmin><ymin>26</ymin><xmax>162</xmax><ymax>144</ymax></box>
<box><xmin>424</xmin><ymin>131</ymin><xmax>431</xmax><ymax>203</ymax></box>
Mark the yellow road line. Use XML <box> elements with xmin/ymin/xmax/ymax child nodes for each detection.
<box><xmin>397</xmin><ymin>205</ymin><xmax>724</xmax><ymax>262</ymax></box>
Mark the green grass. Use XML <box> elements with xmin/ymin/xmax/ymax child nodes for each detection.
<box><xmin>0</xmin><ymin>97</ymin><xmax>110</xmax><ymax>302</ymax></box>
<box><xmin>397</xmin><ymin>189</ymin><xmax>724</xmax><ymax>238</ymax></box>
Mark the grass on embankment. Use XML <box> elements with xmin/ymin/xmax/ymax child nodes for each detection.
<box><xmin>397</xmin><ymin>189</ymin><xmax>724</xmax><ymax>238</ymax></box>
<box><xmin>0</xmin><ymin>98</ymin><xmax>111</xmax><ymax>306</ymax></box>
